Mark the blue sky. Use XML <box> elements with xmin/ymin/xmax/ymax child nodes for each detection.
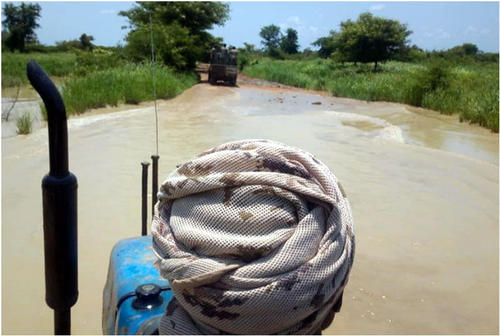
<box><xmin>2</xmin><ymin>1</ymin><xmax>499</xmax><ymax>52</ymax></box>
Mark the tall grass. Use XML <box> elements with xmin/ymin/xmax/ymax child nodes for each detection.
<box><xmin>243</xmin><ymin>59</ymin><xmax>499</xmax><ymax>132</ymax></box>
<box><xmin>16</xmin><ymin>112</ymin><xmax>33</xmax><ymax>134</ymax></box>
<box><xmin>61</xmin><ymin>64</ymin><xmax>198</xmax><ymax>115</ymax></box>
<box><xmin>2</xmin><ymin>52</ymin><xmax>77</xmax><ymax>87</ymax></box>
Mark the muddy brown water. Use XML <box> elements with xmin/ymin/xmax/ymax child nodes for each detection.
<box><xmin>2</xmin><ymin>81</ymin><xmax>498</xmax><ymax>334</ymax></box>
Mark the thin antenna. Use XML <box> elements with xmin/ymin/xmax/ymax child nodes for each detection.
<box><xmin>149</xmin><ymin>10</ymin><xmax>160</xmax><ymax>217</ymax></box>
<box><xmin>149</xmin><ymin>11</ymin><xmax>159</xmax><ymax>156</ymax></box>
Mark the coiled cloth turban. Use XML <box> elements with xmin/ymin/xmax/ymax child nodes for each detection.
<box><xmin>152</xmin><ymin>139</ymin><xmax>355</xmax><ymax>334</ymax></box>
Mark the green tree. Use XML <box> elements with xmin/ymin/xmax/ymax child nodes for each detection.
<box><xmin>120</xmin><ymin>2</ymin><xmax>229</xmax><ymax>70</ymax></box>
<box><xmin>55</xmin><ymin>39</ymin><xmax>81</xmax><ymax>52</ymax></box>
<box><xmin>447</xmin><ymin>43</ymin><xmax>479</xmax><ymax>56</ymax></box>
<box><xmin>336</xmin><ymin>12</ymin><xmax>411</xmax><ymax>70</ymax></box>
<box><xmin>79</xmin><ymin>33</ymin><xmax>94</xmax><ymax>50</ymax></box>
<box><xmin>462</xmin><ymin>43</ymin><xmax>478</xmax><ymax>56</ymax></box>
<box><xmin>124</xmin><ymin>22</ymin><xmax>194</xmax><ymax>69</ymax></box>
<box><xmin>312</xmin><ymin>30</ymin><xmax>338</xmax><ymax>58</ymax></box>
<box><xmin>280</xmin><ymin>28</ymin><xmax>299</xmax><ymax>54</ymax></box>
<box><xmin>302</xmin><ymin>48</ymin><xmax>315</xmax><ymax>58</ymax></box>
<box><xmin>259</xmin><ymin>24</ymin><xmax>281</xmax><ymax>51</ymax></box>
<box><xmin>395</xmin><ymin>44</ymin><xmax>426</xmax><ymax>62</ymax></box>
<box><xmin>2</xmin><ymin>2</ymin><xmax>41</xmax><ymax>52</ymax></box>
<box><xmin>242</xmin><ymin>42</ymin><xmax>256</xmax><ymax>53</ymax></box>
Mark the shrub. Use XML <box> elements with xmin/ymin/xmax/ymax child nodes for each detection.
<box><xmin>73</xmin><ymin>51</ymin><xmax>127</xmax><ymax>76</ymax></box>
<box><xmin>421</xmin><ymin>58</ymin><xmax>451</xmax><ymax>91</ymax></box>
<box><xmin>238</xmin><ymin>53</ymin><xmax>250</xmax><ymax>71</ymax></box>
<box><xmin>267</xmin><ymin>47</ymin><xmax>285</xmax><ymax>60</ymax></box>
<box><xmin>16</xmin><ymin>112</ymin><xmax>33</xmax><ymax>134</ymax></box>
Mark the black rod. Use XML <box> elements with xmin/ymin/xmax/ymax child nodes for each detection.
<box><xmin>141</xmin><ymin>162</ymin><xmax>150</xmax><ymax>236</ymax></box>
<box><xmin>54</xmin><ymin>309</ymin><xmax>70</xmax><ymax>335</ymax></box>
<box><xmin>27</xmin><ymin>60</ymin><xmax>78</xmax><ymax>335</ymax></box>
<box><xmin>151</xmin><ymin>155</ymin><xmax>159</xmax><ymax>218</ymax></box>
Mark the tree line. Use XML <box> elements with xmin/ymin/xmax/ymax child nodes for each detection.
<box><xmin>2</xmin><ymin>2</ymin><xmax>230</xmax><ymax>70</ymax></box>
<box><xmin>257</xmin><ymin>12</ymin><xmax>497</xmax><ymax>70</ymax></box>
<box><xmin>257</xmin><ymin>12</ymin><xmax>411</xmax><ymax>70</ymax></box>
<box><xmin>2</xmin><ymin>2</ymin><xmax>498</xmax><ymax>72</ymax></box>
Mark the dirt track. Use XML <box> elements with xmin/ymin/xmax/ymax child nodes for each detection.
<box><xmin>2</xmin><ymin>79</ymin><xmax>498</xmax><ymax>334</ymax></box>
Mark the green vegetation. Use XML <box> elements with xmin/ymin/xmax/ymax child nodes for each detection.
<box><xmin>2</xmin><ymin>3</ymin><xmax>41</xmax><ymax>52</ymax></box>
<box><xmin>260</xmin><ymin>24</ymin><xmax>281</xmax><ymax>51</ymax></box>
<box><xmin>312</xmin><ymin>30</ymin><xmax>339</xmax><ymax>59</ymax></box>
<box><xmin>16</xmin><ymin>111</ymin><xmax>33</xmax><ymax>134</ymax></box>
<box><xmin>262</xmin><ymin>13</ymin><xmax>411</xmax><ymax>70</ymax></box>
<box><xmin>244</xmin><ymin>12</ymin><xmax>498</xmax><ymax>132</ymax></box>
<box><xmin>2</xmin><ymin>2</ymin><xmax>222</xmax><ymax>121</ymax></box>
<box><xmin>1</xmin><ymin>52</ymin><xmax>77</xmax><ymax>86</ymax></box>
<box><xmin>329</xmin><ymin>12</ymin><xmax>411</xmax><ymax>71</ymax></box>
<box><xmin>259</xmin><ymin>25</ymin><xmax>299</xmax><ymax>59</ymax></box>
<box><xmin>243</xmin><ymin>59</ymin><xmax>499</xmax><ymax>132</ymax></box>
<box><xmin>61</xmin><ymin>64</ymin><xmax>197</xmax><ymax>115</ymax></box>
<box><xmin>2</xmin><ymin>3</ymin><xmax>498</xmax><ymax>133</ymax></box>
<box><xmin>4</xmin><ymin>51</ymin><xmax>198</xmax><ymax>117</ymax></box>
<box><xmin>119</xmin><ymin>2</ymin><xmax>229</xmax><ymax>70</ymax></box>
<box><xmin>280</xmin><ymin>28</ymin><xmax>299</xmax><ymax>55</ymax></box>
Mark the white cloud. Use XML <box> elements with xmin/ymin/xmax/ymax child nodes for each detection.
<box><xmin>437</xmin><ymin>30</ymin><xmax>451</xmax><ymax>39</ymax></box>
<box><xmin>99</xmin><ymin>9</ymin><xmax>117</xmax><ymax>15</ymax></box>
<box><xmin>464</xmin><ymin>26</ymin><xmax>490</xmax><ymax>36</ymax></box>
<box><xmin>281</xmin><ymin>15</ymin><xmax>305</xmax><ymax>33</ymax></box>
<box><xmin>309</xmin><ymin>26</ymin><xmax>319</xmax><ymax>33</ymax></box>
<box><xmin>369</xmin><ymin>4</ymin><xmax>385</xmax><ymax>11</ymax></box>
<box><xmin>424</xmin><ymin>28</ymin><xmax>451</xmax><ymax>40</ymax></box>
<box><xmin>464</xmin><ymin>25</ymin><xmax>478</xmax><ymax>34</ymax></box>
<box><xmin>287</xmin><ymin>16</ymin><xmax>302</xmax><ymax>25</ymax></box>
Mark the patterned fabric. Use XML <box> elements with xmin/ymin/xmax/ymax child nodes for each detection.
<box><xmin>151</xmin><ymin>139</ymin><xmax>355</xmax><ymax>334</ymax></box>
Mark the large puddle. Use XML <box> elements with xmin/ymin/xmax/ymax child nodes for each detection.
<box><xmin>2</xmin><ymin>83</ymin><xmax>498</xmax><ymax>334</ymax></box>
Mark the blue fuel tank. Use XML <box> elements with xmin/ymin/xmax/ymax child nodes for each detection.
<box><xmin>103</xmin><ymin>235</ymin><xmax>173</xmax><ymax>334</ymax></box>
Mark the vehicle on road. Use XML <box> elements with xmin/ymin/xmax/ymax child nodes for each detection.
<box><xmin>208</xmin><ymin>45</ymin><xmax>238</xmax><ymax>86</ymax></box>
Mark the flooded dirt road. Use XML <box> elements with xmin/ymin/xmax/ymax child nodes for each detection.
<box><xmin>2</xmin><ymin>81</ymin><xmax>498</xmax><ymax>334</ymax></box>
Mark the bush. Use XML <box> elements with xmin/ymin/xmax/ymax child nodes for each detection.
<box><xmin>24</xmin><ymin>43</ymin><xmax>59</xmax><ymax>53</ymax></box>
<box><xmin>16</xmin><ymin>112</ymin><xmax>33</xmax><ymax>134</ymax></box>
<box><xmin>73</xmin><ymin>51</ymin><xmax>127</xmax><ymax>76</ymax></box>
<box><xmin>421</xmin><ymin>58</ymin><xmax>451</xmax><ymax>91</ymax></box>
<box><xmin>238</xmin><ymin>53</ymin><xmax>250</xmax><ymax>71</ymax></box>
<box><xmin>267</xmin><ymin>47</ymin><xmax>285</xmax><ymax>60</ymax></box>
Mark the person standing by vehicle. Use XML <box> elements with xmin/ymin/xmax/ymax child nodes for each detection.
<box><xmin>220</xmin><ymin>43</ymin><xmax>228</xmax><ymax>64</ymax></box>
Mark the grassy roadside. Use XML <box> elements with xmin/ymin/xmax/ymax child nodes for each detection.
<box><xmin>243</xmin><ymin>59</ymin><xmax>499</xmax><ymax>132</ymax></box>
<box><xmin>1</xmin><ymin>52</ymin><xmax>77</xmax><ymax>87</ymax></box>
<box><xmin>2</xmin><ymin>52</ymin><xmax>199</xmax><ymax>122</ymax></box>
<box><xmin>60</xmin><ymin>64</ymin><xmax>198</xmax><ymax>115</ymax></box>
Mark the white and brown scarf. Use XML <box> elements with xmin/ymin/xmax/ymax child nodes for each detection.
<box><xmin>152</xmin><ymin>139</ymin><xmax>355</xmax><ymax>334</ymax></box>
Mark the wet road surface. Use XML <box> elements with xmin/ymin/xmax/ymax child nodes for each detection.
<box><xmin>2</xmin><ymin>80</ymin><xmax>498</xmax><ymax>334</ymax></box>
